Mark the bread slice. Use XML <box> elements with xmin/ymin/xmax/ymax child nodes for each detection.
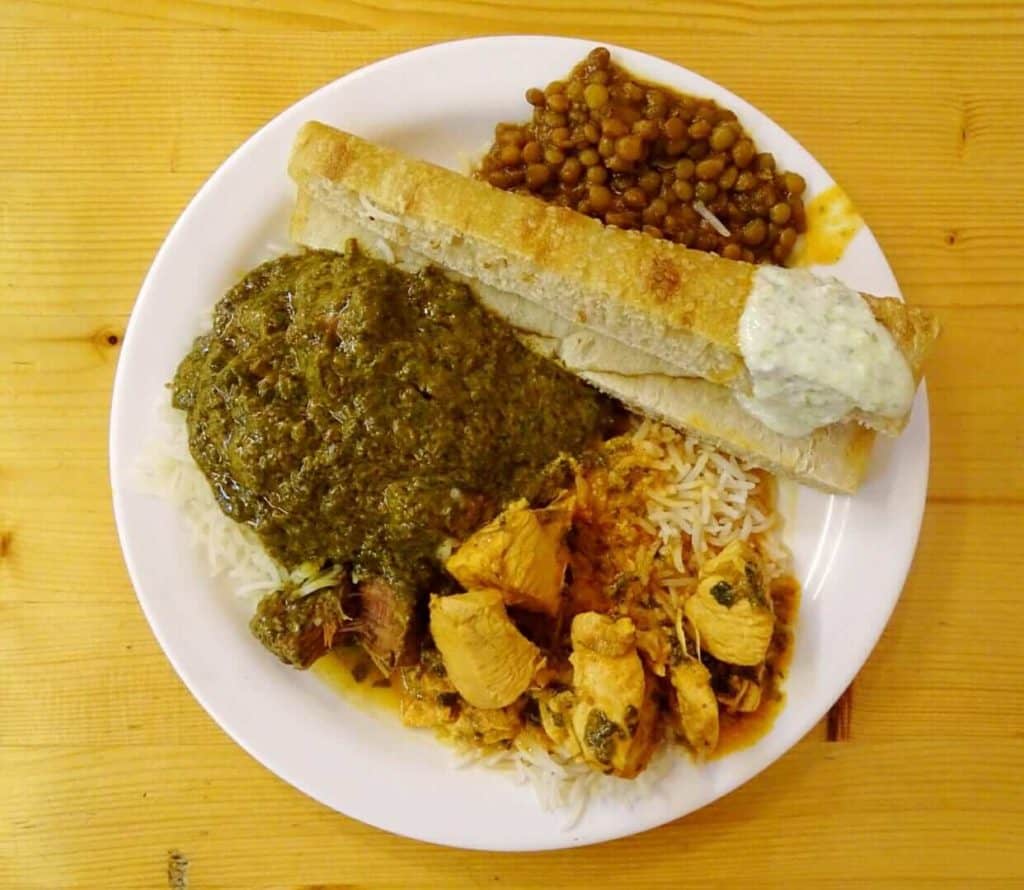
<box><xmin>291</xmin><ymin>189</ymin><xmax>876</xmax><ymax>494</ymax></box>
<box><xmin>288</xmin><ymin>121</ymin><xmax>938</xmax><ymax>436</ymax></box>
<box><xmin>576</xmin><ymin>372</ymin><xmax>875</xmax><ymax>494</ymax></box>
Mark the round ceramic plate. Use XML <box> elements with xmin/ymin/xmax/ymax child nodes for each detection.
<box><xmin>110</xmin><ymin>36</ymin><xmax>929</xmax><ymax>850</ymax></box>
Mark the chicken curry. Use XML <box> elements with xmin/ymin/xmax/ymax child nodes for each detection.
<box><xmin>398</xmin><ymin>439</ymin><xmax>797</xmax><ymax>774</ymax></box>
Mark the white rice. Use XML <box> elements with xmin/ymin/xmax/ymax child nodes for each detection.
<box><xmin>453</xmin><ymin>733</ymin><xmax>675</xmax><ymax>830</ymax></box>
<box><xmin>623</xmin><ymin>418</ymin><xmax>785</xmax><ymax>580</ymax></box>
<box><xmin>135</xmin><ymin>398</ymin><xmax>337</xmax><ymax>609</ymax></box>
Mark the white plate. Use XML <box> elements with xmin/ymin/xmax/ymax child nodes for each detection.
<box><xmin>110</xmin><ymin>36</ymin><xmax>929</xmax><ymax>850</ymax></box>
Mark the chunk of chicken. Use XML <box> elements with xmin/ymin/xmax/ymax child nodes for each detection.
<box><xmin>670</xmin><ymin>659</ymin><xmax>719</xmax><ymax>756</ymax></box>
<box><xmin>446</xmin><ymin>497</ymin><xmax>573</xmax><ymax>616</ymax></box>
<box><xmin>429</xmin><ymin>589</ymin><xmax>544</xmax><ymax>709</ymax></box>
<box><xmin>685</xmin><ymin>540</ymin><xmax>774</xmax><ymax>666</ymax></box>
<box><xmin>568</xmin><ymin>612</ymin><xmax>657</xmax><ymax>777</ymax></box>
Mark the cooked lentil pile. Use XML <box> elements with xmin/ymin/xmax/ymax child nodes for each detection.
<box><xmin>477</xmin><ymin>46</ymin><xmax>808</xmax><ymax>264</ymax></box>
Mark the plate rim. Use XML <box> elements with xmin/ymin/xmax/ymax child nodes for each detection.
<box><xmin>109</xmin><ymin>34</ymin><xmax>930</xmax><ymax>850</ymax></box>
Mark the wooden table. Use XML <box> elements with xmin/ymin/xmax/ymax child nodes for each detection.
<box><xmin>3</xmin><ymin>3</ymin><xmax>1022</xmax><ymax>887</ymax></box>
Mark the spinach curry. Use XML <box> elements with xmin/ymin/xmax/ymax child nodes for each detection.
<box><xmin>172</xmin><ymin>246</ymin><xmax>612</xmax><ymax>664</ymax></box>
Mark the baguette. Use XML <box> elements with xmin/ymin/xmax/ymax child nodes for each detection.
<box><xmin>288</xmin><ymin>121</ymin><xmax>938</xmax><ymax>437</ymax></box>
<box><xmin>291</xmin><ymin>189</ymin><xmax>876</xmax><ymax>494</ymax></box>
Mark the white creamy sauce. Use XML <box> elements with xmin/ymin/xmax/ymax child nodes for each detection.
<box><xmin>737</xmin><ymin>266</ymin><xmax>915</xmax><ymax>437</ymax></box>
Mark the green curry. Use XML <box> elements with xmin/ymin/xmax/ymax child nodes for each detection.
<box><xmin>172</xmin><ymin>246</ymin><xmax>612</xmax><ymax>598</ymax></box>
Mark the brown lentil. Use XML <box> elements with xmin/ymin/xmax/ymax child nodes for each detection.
<box><xmin>602</xmin><ymin>117</ymin><xmax>629</xmax><ymax>138</ymax></box>
<box><xmin>686</xmin><ymin>141</ymin><xmax>709</xmax><ymax>161</ymax></box>
<box><xmin>710</xmin><ymin>123</ymin><xmax>738</xmax><ymax>152</ymax></box>
<box><xmin>638</xmin><ymin>170</ymin><xmax>662</xmax><ymax>194</ymax></box>
<box><xmin>589</xmin><ymin>184</ymin><xmax>613</xmax><ymax>212</ymax></box>
<box><xmin>695</xmin><ymin>181</ymin><xmax>718</xmax><ymax>203</ymax></box>
<box><xmin>634</xmin><ymin>119</ymin><xmax>660</xmax><ymax>141</ymax></box>
<box><xmin>616</xmin><ymin>134</ymin><xmax>645</xmax><ymax>161</ymax></box>
<box><xmin>525</xmin><ymin>88</ymin><xmax>546</xmax><ymax>107</ymax></box>
<box><xmin>741</xmin><ymin>218</ymin><xmax>768</xmax><ymax>246</ymax></box>
<box><xmin>769</xmin><ymin>201</ymin><xmax>792</xmax><ymax>225</ymax></box>
<box><xmin>584</xmin><ymin>83</ymin><xmax>610</xmax><ymax>109</ymax></box>
<box><xmin>476</xmin><ymin>46</ymin><xmax>808</xmax><ymax>263</ymax></box>
<box><xmin>623</xmin><ymin>187</ymin><xmax>648</xmax><ymax>209</ymax></box>
<box><xmin>551</xmin><ymin>126</ymin><xmax>573</xmax><ymax>148</ymax></box>
<box><xmin>672</xmin><ymin>179</ymin><xmax>694</xmax><ymax>202</ymax></box>
<box><xmin>499</xmin><ymin>144</ymin><xmax>521</xmax><ymax>166</ymax></box>
<box><xmin>718</xmin><ymin>166</ymin><xmax>739</xmax><ymax>190</ymax></box>
<box><xmin>522</xmin><ymin>141</ymin><xmax>542</xmax><ymax>164</ymax></box>
<box><xmin>525</xmin><ymin>163</ymin><xmax>550</xmax><ymax>188</ymax></box>
<box><xmin>663</xmin><ymin>116</ymin><xmax>686</xmax><ymax>141</ymax></box>
<box><xmin>547</xmin><ymin>93</ymin><xmax>570</xmax><ymax>113</ymax></box>
<box><xmin>605</xmin><ymin>210</ymin><xmax>638</xmax><ymax>228</ymax></box>
<box><xmin>544</xmin><ymin>146</ymin><xmax>565</xmax><ymax>166</ymax></box>
<box><xmin>696</xmin><ymin>156</ymin><xmax>725</xmax><ymax>181</ymax></box>
<box><xmin>783</xmin><ymin>171</ymin><xmax>807</xmax><ymax>196</ymax></box>
<box><xmin>560</xmin><ymin>157</ymin><xmax>583</xmax><ymax>185</ymax></box>
<box><xmin>732</xmin><ymin>139</ymin><xmax>756</xmax><ymax>169</ymax></box>
<box><xmin>736</xmin><ymin>170</ymin><xmax>758</xmax><ymax>192</ymax></box>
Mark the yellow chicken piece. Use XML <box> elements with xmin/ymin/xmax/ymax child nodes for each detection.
<box><xmin>685</xmin><ymin>540</ymin><xmax>774</xmax><ymax>666</ymax></box>
<box><xmin>568</xmin><ymin>612</ymin><xmax>655</xmax><ymax>776</ymax></box>
<box><xmin>446</xmin><ymin>497</ymin><xmax>573</xmax><ymax>616</ymax></box>
<box><xmin>429</xmin><ymin>589</ymin><xmax>544</xmax><ymax>709</ymax></box>
<box><xmin>670</xmin><ymin>659</ymin><xmax>719</xmax><ymax>756</ymax></box>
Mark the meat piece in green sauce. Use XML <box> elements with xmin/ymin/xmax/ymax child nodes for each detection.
<box><xmin>250</xmin><ymin>580</ymin><xmax>353</xmax><ymax>669</ymax></box>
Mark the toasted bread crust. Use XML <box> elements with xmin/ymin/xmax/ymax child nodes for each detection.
<box><xmin>289</xmin><ymin>121</ymin><xmax>937</xmax><ymax>402</ymax></box>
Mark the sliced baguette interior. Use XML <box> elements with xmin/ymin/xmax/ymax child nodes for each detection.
<box><xmin>288</xmin><ymin>121</ymin><xmax>938</xmax><ymax>437</ymax></box>
<box><xmin>291</xmin><ymin>189</ymin><xmax>876</xmax><ymax>494</ymax></box>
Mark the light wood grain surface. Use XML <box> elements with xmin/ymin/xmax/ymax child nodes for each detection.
<box><xmin>2</xmin><ymin>4</ymin><xmax>1023</xmax><ymax>888</ymax></box>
